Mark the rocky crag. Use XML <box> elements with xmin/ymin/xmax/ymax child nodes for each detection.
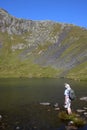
<box><xmin>0</xmin><ymin>8</ymin><xmax>87</xmax><ymax>80</ymax></box>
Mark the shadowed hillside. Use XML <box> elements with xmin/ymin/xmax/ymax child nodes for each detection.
<box><xmin>0</xmin><ymin>8</ymin><xmax>87</xmax><ymax>80</ymax></box>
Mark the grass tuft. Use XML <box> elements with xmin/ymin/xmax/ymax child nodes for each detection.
<box><xmin>58</xmin><ymin>111</ymin><xmax>86</xmax><ymax>127</ymax></box>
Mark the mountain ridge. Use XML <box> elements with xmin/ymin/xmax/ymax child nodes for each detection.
<box><xmin>0</xmin><ymin>8</ymin><xmax>87</xmax><ymax>80</ymax></box>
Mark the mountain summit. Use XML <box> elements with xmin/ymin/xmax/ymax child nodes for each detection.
<box><xmin>0</xmin><ymin>8</ymin><xmax>87</xmax><ymax>80</ymax></box>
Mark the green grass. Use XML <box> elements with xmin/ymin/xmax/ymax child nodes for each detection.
<box><xmin>66</xmin><ymin>61</ymin><xmax>87</xmax><ymax>80</ymax></box>
<box><xmin>0</xmin><ymin>55</ymin><xmax>59</xmax><ymax>78</ymax></box>
<box><xmin>58</xmin><ymin>111</ymin><xmax>86</xmax><ymax>127</ymax></box>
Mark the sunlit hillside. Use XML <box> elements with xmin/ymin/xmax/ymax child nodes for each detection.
<box><xmin>0</xmin><ymin>8</ymin><xmax>87</xmax><ymax>80</ymax></box>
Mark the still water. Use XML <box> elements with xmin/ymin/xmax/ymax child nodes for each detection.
<box><xmin>0</xmin><ymin>78</ymin><xmax>87</xmax><ymax>130</ymax></box>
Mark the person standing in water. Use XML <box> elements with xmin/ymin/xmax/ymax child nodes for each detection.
<box><xmin>64</xmin><ymin>83</ymin><xmax>72</xmax><ymax>114</ymax></box>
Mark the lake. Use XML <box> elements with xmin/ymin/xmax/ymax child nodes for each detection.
<box><xmin>0</xmin><ymin>78</ymin><xmax>87</xmax><ymax>130</ymax></box>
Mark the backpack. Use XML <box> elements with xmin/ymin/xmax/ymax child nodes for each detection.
<box><xmin>69</xmin><ymin>89</ymin><xmax>76</xmax><ymax>100</ymax></box>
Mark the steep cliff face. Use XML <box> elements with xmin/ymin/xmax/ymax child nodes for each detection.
<box><xmin>0</xmin><ymin>8</ymin><xmax>87</xmax><ymax>80</ymax></box>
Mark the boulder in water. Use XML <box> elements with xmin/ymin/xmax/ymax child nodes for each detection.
<box><xmin>40</xmin><ymin>102</ymin><xmax>51</xmax><ymax>106</ymax></box>
<box><xmin>80</xmin><ymin>97</ymin><xmax>87</xmax><ymax>101</ymax></box>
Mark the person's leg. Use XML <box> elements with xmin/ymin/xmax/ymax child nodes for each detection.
<box><xmin>67</xmin><ymin>100</ymin><xmax>72</xmax><ymax>114</ymax></box>
<box><xmin>67</xmin><ymin>107</ymin><xmax>72</xmax><ymax>114</ymax></box>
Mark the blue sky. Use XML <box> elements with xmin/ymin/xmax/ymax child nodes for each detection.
<box><xmin>0</xmin><ymin>0</ymin><xmax>87</xmax><ymax>28</ymax></box>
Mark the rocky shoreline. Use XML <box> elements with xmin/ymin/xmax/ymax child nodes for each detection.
<box><xmin>40</xmin><ymin>96</ymin><xmax>87</xmax><ymax>130</ymax></box>
<box><xmin>40</xmin><ymin>96</ymin><xmax>87</xmax><ymax>118</ymax></box>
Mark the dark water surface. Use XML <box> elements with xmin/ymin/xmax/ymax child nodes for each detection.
<box><xmin>0</xmin><ymin>78</ymin><xmax>87</xmax><ymax>130</ymax></box>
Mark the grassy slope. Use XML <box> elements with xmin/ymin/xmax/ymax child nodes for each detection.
<box><xmin>0</xmin><ymin>25</ymin><xmax>87</xmax><ymax>80</ymax></box>
<box><xmin>0</xmin><ymin>60</ymin><xmax>59</xmax><ymax>78</ymax></box>
<box><xmin>59</xmin><ymin>26</ymin><xmax>87</xmax><ymax>80</ymax></box>
<box><xmin>66</xmin><ymin>61</ymin><xmax>87</xmax><ymax>80</ymax></box>
<box><xmin>0</xmin><ymin>32</ymin><xmax>59</xmax><ymax>78</ymax></box>
<box><xmin>0</xmin><ymin>51</ymin><xmax>59</xmax><ymax>78</ymax></box>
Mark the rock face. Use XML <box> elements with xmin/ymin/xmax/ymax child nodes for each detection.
<box><xmin>0</xmin><ymin>8</ymin><xmax>33</xmax><ymax>35</ymax></box>
<box><xmin>0</xmin><ymin>8</ymin><xmax>87</xmax><ymax>79</ymax></box>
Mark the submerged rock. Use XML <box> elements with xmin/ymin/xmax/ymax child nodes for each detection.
<box><xmin>80</xmin><ymin>97</ymin><xmax>87</xmax><ymax>101</ymax></box>
<box><xmin>53</xmin><ymin>103</ymin><xmax>59</xmax><ymax>107</ymax></box>
<box><xmin>65</xmin><ymin>125</ymin><xmax>78</xmax><ymax>130</ymax></box>
<box><xmin>16</xmin><ymin>126</ymin><xmax>20</xmax><ymax>130</ymax></box>
<box><xmin>40</xmin><ymin>102</ymin><xmax>51</xmax><ymax>106</ymax></box>
<box><xmin>54</xmin><ymin>107</ymin><xmax>60</xmax><ymax>110</ymax></box>
<box><xmin>0</xmin><ymin>115</ymin><xmax>2</xmax><ymax>119</ymax></box>
<box><xmin>76</xmin><ymin>109</ymin><xmax>86</xmax><ymax>113</ymax></box>
<box><xmin>83</xmin><ymin>107</ymin><xmax>87</xmax><ymax>110</ymax></box>
<box><xmin>84</xmin><ymin>112</ymin><xmax>87</xmax><ymax>117</ymax></box>
<box><xmin>66</xmin><ymin>120</ymin><xmax>78</xmax><ymax>130</ymax></box>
